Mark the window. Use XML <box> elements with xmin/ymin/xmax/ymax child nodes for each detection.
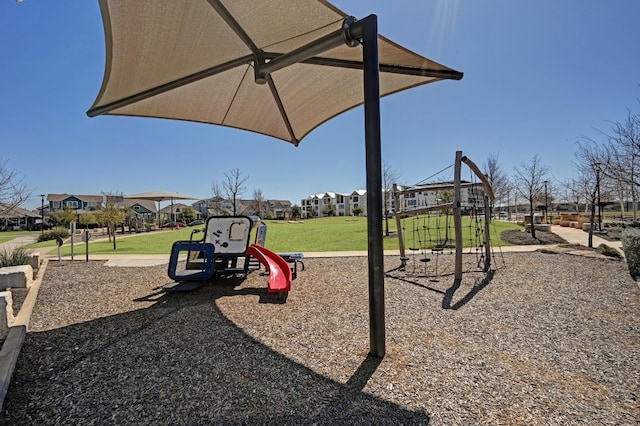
<box><xmin>65</xmin><ymin>201</ymin><xmax>79</xmax><ymax>209</ymax></box>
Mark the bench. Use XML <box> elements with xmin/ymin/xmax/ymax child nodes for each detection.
<box><xmin>278</xmin><ymin>253</ymin><xmax>305</xmax><ymax>279</ymax></box>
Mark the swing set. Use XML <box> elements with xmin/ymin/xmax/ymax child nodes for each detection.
<box><xmin>393</xmin><ymin>151</ymin><xmax>497</xmax><ymax>281</ymax></box>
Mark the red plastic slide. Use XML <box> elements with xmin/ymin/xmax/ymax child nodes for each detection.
<box><xmin>246</xmin><ymin>244</ymin><xmax>292</xmax><ymax>293</ymax></box>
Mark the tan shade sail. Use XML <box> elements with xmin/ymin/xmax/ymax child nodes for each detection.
<box><xmin>87</xmin><ymin>0</ymin><xmax>462</xmax><ymax>145</ymax></box>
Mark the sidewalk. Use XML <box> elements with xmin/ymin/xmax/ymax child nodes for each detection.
<box><xmin>0</xmin><ymin>234</ymin><xmax>40</xmax><ymax>252</ymax></box>
<box><xmin>549</xmin><ymin>224</ymin><xmax>623</xmax><ymax>251</ymax></box>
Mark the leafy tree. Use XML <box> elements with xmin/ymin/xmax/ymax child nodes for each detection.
<box><xmin>513</xmin><ymin>155</ymin><xmax>550</xmax><ymax>239</ymax></box>
<box><xmin>180</xmin><ymin>206</ymin><xmax>197</xmax><ymax>223</ymax></box>
<box><xmin>97</xmin><ymin>202</ymin><xmax>126</xmax><ymax>250</ymax></box>
<box><xmin>79</xmin><ymin>212</ymin><xmax>98</xmax><ymax>230</ymax></box>
<box><xmin>291</xmin><ymin>204</ymin><xmax>301</xmax><ymax>220</ymax></box>
<box><xmin>49</xmin><ymin>204</ymin><xmax>77</xmax><ymax>228</ymax></box>
<box><xmin>322</xmin><ymin>202</ymin><xmax>336</xmax><ymax>217</ymax></box>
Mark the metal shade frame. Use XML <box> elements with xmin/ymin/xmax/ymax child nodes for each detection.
<box><xmin>89</xmin><ymin>1</ymin><xmax>463</xmax><ymax>358</ymax></box>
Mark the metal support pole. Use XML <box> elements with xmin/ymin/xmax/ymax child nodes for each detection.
<box><xmin>484</xmin><ymin>195</ymin><xmax>491</xmax><ymax>272</ymax></box>
<box><xmin>596</xmin><ymin>166</ymin><xmax>602</xmax><ymax>231</ymax></box>
<box><xmin>453</xmin><ymin>151</ymin><xmax>463</xmax><ymax>281</ymax></box>
<box><xmin>40</xmin><ymin>194</ymin><xmax>45</xmax><ymax>234</ymax></box>
<box><xmin>543</xmin><ymin>180</ymin><xmax>548</xmax><ymax>224</ymax></box>
<box><xmin>356</xmin><ymin>15</ymin><xmax>386</xmax><ymax>358</ymax></box>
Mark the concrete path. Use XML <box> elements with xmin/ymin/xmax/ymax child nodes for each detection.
<box><xmin>549</xmin><ymin>224</ymin><xmax>623</xmax><ymax>251</ymax></box>
<box><xmin>0</xmin><ymin>234</ymin><xmax>40</xmax><ymax>252</ymax></box>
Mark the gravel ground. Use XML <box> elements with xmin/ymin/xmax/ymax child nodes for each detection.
<box><xmin>3</xmin><ymin>252</ymin><xmax>639</xmax><ymax>425</ymax></box>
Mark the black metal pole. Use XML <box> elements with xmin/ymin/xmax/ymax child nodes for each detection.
<box><xmin>40</xmin><ymin>194</ymin><xmax>45</xmax><ymax>234</ymax></box>
<box><xmin>354</xmin><ymin>15</ymin><xmax>386</xmax><ymax>358</ymax></box>
<box><xmin>596</xmin><ymin>166</ymin><xmax>602</xmax><ymax>231</ymax></box>
<box><xmin>543</xmin><ymin>181</ymin><xmax>548</xmax><ymax>224</ymax></box>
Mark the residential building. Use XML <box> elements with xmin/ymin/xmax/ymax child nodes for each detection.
<box><xmin>193</xmin><ymin>197</ymin><xmax>293</xmax><ymax>219</ymax></box>
<box><xmin>159</xmin><ymin>202</ymin><xmax>201</xmax><ymax>223</ymax></box>
<box><xmin>300</xmin><ymin>182</ymin><xmax>487</xmax><ymax>219</ymax></box>
<box><xmin>0</xmin><ymin>203</ymin><xmax>40</xmax><ymax>231</ymax></box>
<box><xmin>301</xmin><ymin>190</ymin><xmax>367</xmax><ymax>218</ymax></box>
<box><xmin>47</xmin><ymin>194</ymin><xmax>104</xmax><ymax>212</ymax></box>
<box><xmin>396</xmin><ymin>181</ymin><xmax>487</xmax><ymax>214</ymax></box>
<box><xmin>124</xmin><ymin>199</ymin><xmax>158</xmax><ymax>224</ymax></box>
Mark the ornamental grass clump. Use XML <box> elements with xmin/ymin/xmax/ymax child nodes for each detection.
<box><xmin>0</xmin><ymin>247</ymin><xmax>32</xmax><ymax>268</ymax></box>
<box><xmin>596</xmin><ymin>243</ymin><xmax>622</xmax><ymax>259</ymax></box>
<box><xmin>621</xmin><ymin>228</ymin><xmax>640</xmax><ymax>280</ymax></box>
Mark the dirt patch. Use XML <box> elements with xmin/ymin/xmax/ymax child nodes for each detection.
<box><xmin>501</xmin><ymin>229</ymin><xmax>567</xmax><ymax>245</ymax></box>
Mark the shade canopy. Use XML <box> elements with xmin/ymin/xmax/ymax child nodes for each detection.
<box><xmin>89</xmin><ymin>1</ymin><xmax>463</xmax><ymax>358</ymax></box>
<box><xmin>124</xmin><ymin>190</ymin><xmax>198</xmax><ymax>225</ymax></box>
<box><xmin>123</xmin><ymin>190</ymin><xmax>198</xmax><ymax>203</ymax></box>
<box><xmin>87</xmin><ymin>0</ymin><xmax>462</xmax><ymax>145</ymax></box>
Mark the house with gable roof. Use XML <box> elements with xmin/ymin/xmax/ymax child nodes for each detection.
<box><xmin>47</xmin><ymin>194</ymin><xmax>104</xmax><ymax>212</ymax></box>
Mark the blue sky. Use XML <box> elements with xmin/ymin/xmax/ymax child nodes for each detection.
<box><xmin>2</xmin><ymin>0</ymin><xmax>639</xmax><ymax>210</ymax></box>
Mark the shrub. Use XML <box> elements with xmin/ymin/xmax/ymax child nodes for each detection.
<box><xmin>596</xmin><ymin>243</ymin><xmax>622</xmax><ymax>260</ymax></box>
<box><xmin>38</xmin><ymin>228</ymin><xmax>69</xmax><ymax>242</ymax></box>
<box><xmin>621</xmin><ymin>228</ymin><xmax>640</xmax><ymax>280</ymax></box>
<box><xmin>0</xmin><ymin>247</ymin><xmax>32</xmax><ymax>268</ymax></box>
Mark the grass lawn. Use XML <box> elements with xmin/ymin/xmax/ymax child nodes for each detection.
<box><xmin>23</xmin><ymin>216</ymin><xmax>522</xmax><ymax>256</ymax></box>
<box><xmin>29</xmin><ymin>228</ymin><xmax>198</xmax><ymax>256</ymax></box>
<box><xmin>0</xmin><ymin>231</ymin><xmax>39</xmax><ymax>245</ymax></box>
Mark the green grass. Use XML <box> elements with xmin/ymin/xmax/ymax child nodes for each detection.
<box><xmin>0</xmin><ymin>231</ymin><xmax>39</xmax><ymax>244</ymax></box>
<box><xmin>36</xmin><ymin>228</ymin><xmax>198</xmax><ymax>256</ymax></box>
<box><xmin>264</xmin><ymin>216</ymin><xmax>522</xmax><ymax>252</ymax></box>
<box><xmin>22</xmin><ymin>217</ymin><xmax>522</xmax><ymax>256</ymax></box>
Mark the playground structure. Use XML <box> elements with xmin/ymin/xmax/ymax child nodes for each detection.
<box><xmin>167</xmin><ymin>216</ymin><xmax>303</xmax><ymax>298</ymax></box>
<box><xmin>393</xmin><ymin>151</ymin><xmax>497</xmax><ymax>281</ymax></box>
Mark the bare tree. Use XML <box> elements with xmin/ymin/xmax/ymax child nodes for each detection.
<box><xmin>512</xmin><ymin>155</ymin><xmax>550</xmax><ymax>239</ymax></box>
<box><xmin>574</xmin><ymin>142</ymin><xmax>605</xmax><ymax>247</ymax></box>
<box><xmin>383</xmin><ymin>161</ymin><xmax>401</xmax><ymax>236</ymax></box>
<box><xmin>602</xmin><ymin>109</ymin><xmax>640</xmax><ymax>221</ymax></box>
<box><xmin>0</xmin><ymin>158</ymin><xmax>32</xmax><ymax>214</ymax></box>
<box><xmin>212</xmin><ymin>168</ymin><xmax>249</xmax><ymax>216</ymax></box>
<box><xmin>483</xmin><ymin>153</ymin><xmax>511</xmax><ymax>210</ymax></box>
<box><xmin>580</xmin><ymin>108</ymin><xmax>640</xmax><ymax>222</ymax></box>
<box><xmin>252</xmin><ymin>188</ymin><xmax>266</xmax><ymax>218</ymax></box>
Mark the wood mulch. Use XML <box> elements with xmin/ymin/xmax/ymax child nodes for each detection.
<box><xmin>2</xmin><ymin>253</ymin><xmax>639</xmax><ymax>425</ymax></box>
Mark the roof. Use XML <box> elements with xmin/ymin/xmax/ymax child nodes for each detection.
<box><xmin>0</xmin><ymin>203</ymin><xmax>40</xmax><ymax>219</ymax></box>
<box><xmin>48</xmin><ymin>193</ymin><xmax>104</xmax><ymax>203</ymax></box>
<box><xmin>124</xmin><ymin>199</ymin><xmax>157</xmax><ymax>212</ymax></box>
<box><xmin>159</xmin><ymin>203</ymin><xmax>193</xmax><ymax>213</ymax></box>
